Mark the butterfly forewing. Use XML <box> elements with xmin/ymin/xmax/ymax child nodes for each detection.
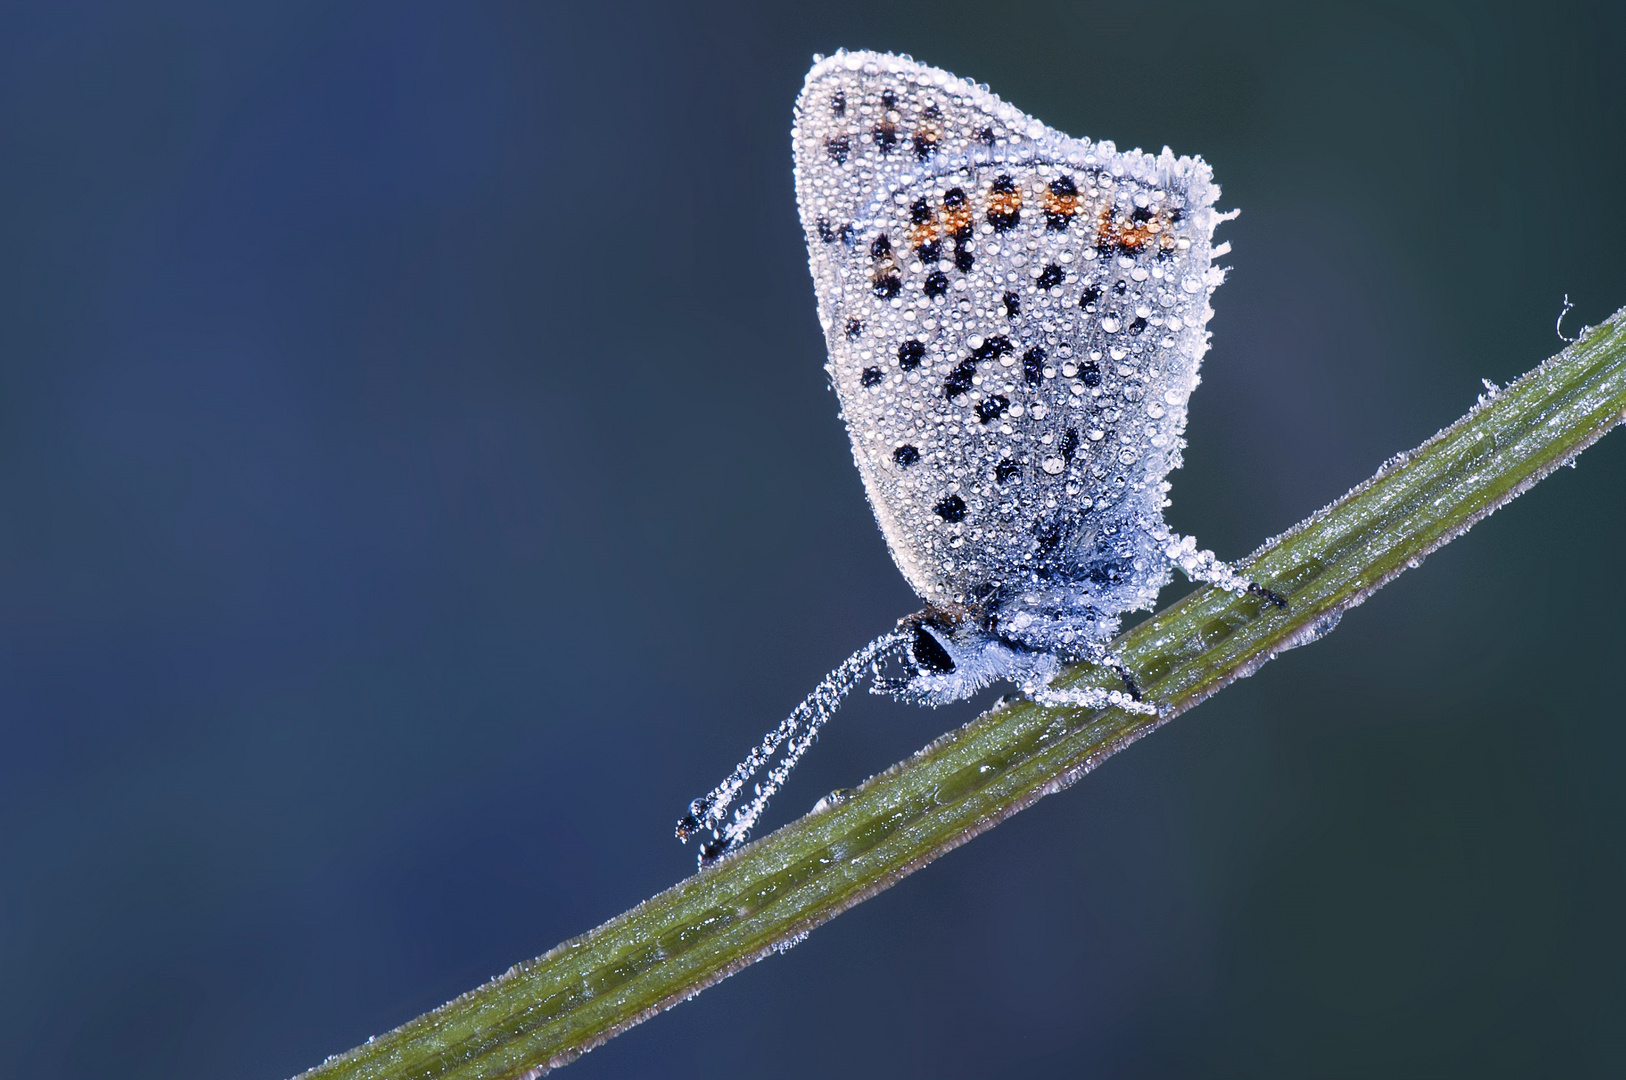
<box><xmin>794</xmin><ymin>51</ymin><xmax>1226</xmax><ymax>615</ymax></box>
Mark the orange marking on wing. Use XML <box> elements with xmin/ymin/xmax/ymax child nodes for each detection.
<box><xmin>1041</xmin><ymin>188</ymin><xmax>1078</xmax><ymax>220</ymax></box>
<box><xmin>985</xmin><ymin>179</ymin><xmax>1021</xmax><ymax>229</ymax></box>
<box><xmin>1090</xmin><ymin>202</ymin><xmax>1113</xmax><ymax>247</ymax></box>
<box><xmin>912</xmin><ymin>125</ymin><xmax>939</xmax><ymax>154</ymax></box>
<box><xmin>1095</xmin><ymin>205</ymin><xmax>1180</xmax><ymax>254</ymax></box>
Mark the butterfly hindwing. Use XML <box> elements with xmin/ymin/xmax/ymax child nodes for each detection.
<box><xmin>794</xmin><ymin>51</ymin><xmax>1226</xmax><ymax>627</ymax></box>
<box><xmin>676</xmin><ymin>50</ymin><xmax>1255</xmax><ymax>863</ymax></box>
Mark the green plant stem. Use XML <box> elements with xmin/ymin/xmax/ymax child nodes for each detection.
<box><xmin>295</xmin><ymin>306</ymin><xmax>1626</xmax><ymax>1080</ymax></box>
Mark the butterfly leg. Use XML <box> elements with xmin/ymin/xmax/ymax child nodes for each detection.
<box><xmin>675</xmin><ymin>629</ymin><xmax>908</xmax><ymax>865</ymax></box>
<box><xmin>1027</xmin><ymin>678</ymin><xmax>1159</xmax><ymax>716</ymax></box>
<box><xmin>1162</xmin><ymin>532</ymin><xmax>1289</xmax><ymax>609</ymax></box>
<box><xmin>1024</xmin><ymin>645</ymin><xmax>1159</xmax><ymax>716</ymax></box>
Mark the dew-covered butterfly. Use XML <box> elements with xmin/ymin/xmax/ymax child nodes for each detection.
<box><xmin>677</xmin><ymin>50</ymin><xmax>1283</xmax><ymax>863</ymax></box>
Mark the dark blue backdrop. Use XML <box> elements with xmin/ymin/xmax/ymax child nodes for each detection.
<box><xmin>3</xmin><ymin>3</ymin><xmax>1624</xmax><ymax>1077</ymax></box>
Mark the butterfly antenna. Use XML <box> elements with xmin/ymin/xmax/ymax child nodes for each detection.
<box><xmin>676</xmin><ymin>629</ymin><xmax>908</xmax><ymax>863</ymax></box>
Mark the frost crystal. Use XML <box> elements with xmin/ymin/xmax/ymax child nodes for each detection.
<box><xmin>677</xmin><ymin>51</ymin><xmax>1283</xmax><ymax>864</ymax></box>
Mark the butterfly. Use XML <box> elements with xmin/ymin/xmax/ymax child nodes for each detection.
<box><xmin>677</xmin><ymin>50</ymin><xmax>1282</xmax><ymax>863</ymax></box>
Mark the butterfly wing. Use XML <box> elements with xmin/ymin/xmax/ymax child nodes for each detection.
<box><xmin>793</xmin><ymin>51</ymin><xmax>1227</xmax><ymax>617</ymax></box>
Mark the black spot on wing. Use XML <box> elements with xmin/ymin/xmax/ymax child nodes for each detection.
<box><xmin>970</xmin><ymin>336</ymin><xmax>1012</xmax><ymax>362</ymax></box>
<box><xmin>1022</xmin><ymin>347</ymin><xmax>1045</xmax><ymax>386</ymax></box>
<box><xmin>976</xmin><ymin>395</ymin><xmax>1010</xmax><ymax>424</ymax></box>
<box><xmin>870</xmin><ymin>233</ymin><xmax>900</xmax><ymax>297</ymax></box>
<box><xmin>1044</xmin><ymin>176</ymin><xmax>1078</xmax><ymax>231</ymax></box>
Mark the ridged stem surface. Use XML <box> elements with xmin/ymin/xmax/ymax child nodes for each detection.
<box><xmin>295</xmin><ymin>307</ymin><xmax>1626</xmax><ymax>1080</ymax></box>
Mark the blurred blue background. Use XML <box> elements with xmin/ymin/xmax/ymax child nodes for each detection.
<box><xmin>3</xmin><ymin>2</ymin><xmax>1624</xmax><ymax>1076</ymax></box>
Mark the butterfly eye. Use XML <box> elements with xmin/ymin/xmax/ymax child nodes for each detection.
<box><xmin>909</xmin><ymin>624</ymin><xmax>956</xmax><ymax>674</ymax></box>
